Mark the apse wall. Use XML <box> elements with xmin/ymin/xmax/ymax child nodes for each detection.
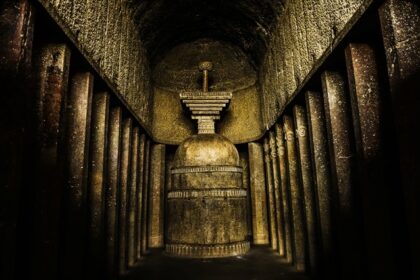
<box><xmin>36</xmin><ymin>0</ymin><xmax>153</xmax><ymax>129</ymax></box>
<box><xmin>151</xmin><ymin>39</ymin><xmax>265</xmax><ymax>145</ymax></box>
<box><xmin>260</xmin><ymin>0</ymin><xmax>375</xmax><ymax>128</ymax></box>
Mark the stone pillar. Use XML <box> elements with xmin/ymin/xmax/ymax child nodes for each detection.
<box><xmin>87</xmin><ymin>91</ymin><xmax>109</xmax><ymax>278</ymax></box>
<box><xmin>321</xmin><ymin>70</ymin><xmax>361</xmax><ymax>280</ymax></box>
<box><xmin>105</xmin><ymin>106</ymin><xmax>122</xmax><ymax>279</ymax></box>
<box><xmin>283</xmin><ymin>115</ymin><xmax>307</xmax><ymax>272</ymax></box>
<box><xmin>263</xmin><ymin>138</ymin><xmax>278</xmax><ymax>250</ymax></box>
<box><xmin>274</xmin><ymin>123</ymin><xmax>293</xmax><ymax>264</ymax></box>
<box><xmin>294</xmin><ymin>105</ymin><xmax>319</xmax><ymax>274</ymax></box>
<box><xmin>345</xmin><ymin>42</ymin><xmax>397</xmax><ymax>279</ymax></box>
<box><xmin>148</xmin><ymin>144</ymin><xmax>166</xmax><ymax>248</ymax></box>
<box><xmin>136</xmin><ymin>134</ymin><xmax>146</xmax><ymax>261</ymax></box>
<box><xmin>127</xmin><ymin>127</ymin><xmax>140</xmax><ymax>267</ymax></box>
<box><xmin>239</xmin><ymin>148</ymin><xmax>252</xmax><ymax>240</ymax></box>
<box><xmin>248</xmin><ymin>142</ymin><xmax>269</xmax><ymax>245</ymax></box>
<box><xmin>163</xmin><ymin>147</ymin><xmax>175</xmax><ymax>247</ymax></box>
<box><xmin>164</xmin><ymin>149</ymin><xmax>175</xmax><ymax>217</ymax></box>
<box><xmin>141</xmin><ymin>139</ymin><xmax>151</xmax><ymax>254</ymax></box>
<box><xmin>379</xmin><ymin>2</ymin><xmax>420</xmax><ymax>278</ymax></box>
<box><xmin>31</xmin><ymin>44</ymin><xmax>70</xmax><ymax>279</ymax></box>
<box><xmin>305</xmin><ymin>91</ymin><xmax>335</xmax><ymax>278</ymax></box>
<box><xmin>0</xmin><ymin>1</ymin><xmax>34</xmax><ymax>278</ymax></box>
<box><xmin>269</xmin><ymin>131</ymin><xmax>285</xmax><ymax>256</ymax></box>
<box><xmin>118</xmin><ymin>118</ymin><xmax>132</xmax><ymax>274</ymax></box>
<box><xmin>60</xmin><ymin>72</ymin><xmax>94</xmax><ymax>280</ymax></box>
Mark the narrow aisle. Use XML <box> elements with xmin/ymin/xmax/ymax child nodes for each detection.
<box><xmin>125</xmin><ymin>247</ymin><xmax>309</xmax><ymax>280</ymax></box>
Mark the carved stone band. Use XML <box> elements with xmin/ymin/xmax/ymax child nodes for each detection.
<box><xmin>171</xmin><ymin>166</ymin><xmax>243</xmax><ymax>174</ymax></box>
<box><xmin>180</xmin><ymin>91</ymin><xmax>232</xmax><ymax>98</ymax></box>
<box><xmin>165</xmin><ymin>241</ymin><xmax>250</xmax><ymax>258</ymax></box>
<box><xmin>168</xmin><ymin>189</ymin><xmax>247</xmax><ymax>199</ymax></box>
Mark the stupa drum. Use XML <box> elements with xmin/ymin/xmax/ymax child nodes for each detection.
<box><xmin>165</xmin><ymin>62</ymin><xmax>249</xmax><ymax>258</ymax></box>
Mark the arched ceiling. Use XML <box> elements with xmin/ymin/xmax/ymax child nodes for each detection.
<box><xmin>128</xmin><ymin>0</ymin><xmax>284</xmax><ymax>67</ymax></box>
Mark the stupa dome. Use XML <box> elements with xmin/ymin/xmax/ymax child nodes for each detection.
<box><xmin>174</xmin><ymin>134</ymin><xmax>239</xmax><ymax>167</ymax></box>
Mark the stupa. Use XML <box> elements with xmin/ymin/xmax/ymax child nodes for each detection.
<box><xmin>165</xmin><ymin>61</ymin><xmax>249</xmax><ymax>258</ymax></box>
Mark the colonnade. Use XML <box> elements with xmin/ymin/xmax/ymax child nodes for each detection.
<box><xmin>247</xmin><ymin>2</ymin><xmax>420</xmax><ymax>279</ymax></box>
<box><xmin>0</xmin><ymin>2</ymin><xmax>166</xmax><ymax>279</ymax></box>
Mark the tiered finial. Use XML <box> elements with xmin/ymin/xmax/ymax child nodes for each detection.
<box><xmin>180</xmin><ymin>61</ymin><xmax>232</xmax><ymax>134</ymax></box>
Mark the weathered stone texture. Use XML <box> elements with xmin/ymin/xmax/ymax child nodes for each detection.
<box><xmin>248</xmin><ymin>143</ymin><xmax>269</xmax><ymax>245</ymax></box>
<box><xmin>31</xmin><ymin>44</ymin><xmax>70</xmax><ymax>279</ymax></box>
<box><xmin>345</xmin><ymin>42</ymin><xmax>396</xmax><ymax>279</ymax></box>
<box><xmin>274</xmin><ymin>123</ymin><xmax>293</xmax><ymax>263</ymax></box>
<box><xmin>379</xmin><ymin>2</ymin><xmax>420</xmax><ymax>278</ymax></box>
<box><xmin>293</xmin><ymin>105</ymin><xmax>318</xmax><ymax>274</ymax></box>
<box><xmin>263</xmin><ymin>137</ymin><xmax>278</xmax><ymax>250</ymax></box>
<box><xmin>322</xmin><ymin>70</ymin><xmax>362</xmax><ymax>280</ymax></box>
<box><xmin>260</xmin><ymin>0</ymin><xmax>373</xmax><ymax>127</ymax></box>
<box><xmin>87</xmin><ymin>91</ymin><xmax>109</xmax><ymax>278</ymax></box>
<box><xmin>305</xmin><ymin>91</ymin><xmax>334</xmax><ymax>277</ymax></box>
<box><xmin>283</xmin><ymin>115</ymin><xmax>307</xmax><ymax>272</ymax></box>
<box><xmin>37</xmin><ymin>0</ymin><xmax>152</xmax><ymax>127</ymax></box>
<box><xmin>148</xmin><ymin>144</ymin><xmax>166</xmax><ymax>248</ymax></box>
<box><xmin>118</xmin><ymin>118</ymin><xmax>132</xmax><ymax>274</ymax></box>
<box><xmin>269</xmin><ymin>131</ymin><xmax>285</xmax><ymax>256</ymax></box>
<box><xmin>61</xmin><ymin>72</ymin><xmax>94</xmax><ymax>279</ymax></box>
<box><xmin>105</xmin><ymin>106</ymin><xmax>122</xmax><ymax>279</ymax></box>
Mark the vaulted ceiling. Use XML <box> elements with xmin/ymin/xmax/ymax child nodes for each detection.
<box><xmin>128</xmin><ymin>0</ymin><xmax>284</xmax><ymax>66</ymax></box>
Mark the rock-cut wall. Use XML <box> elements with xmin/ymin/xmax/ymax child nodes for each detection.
<box><xmin>37</xmin><ymin>0</ymin><xmax>153</xmax><ymax>128</ymax></box>
<box><xmin>260</xmin><ymin>0</ymin><xmax>374</xmax><ymax>128</ymax></box>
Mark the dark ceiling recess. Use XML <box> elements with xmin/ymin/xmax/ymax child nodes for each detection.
<box><xmin>129</xmin><ymin>0</ymin><xmax>284</xmax><ymax>67</ymax></box>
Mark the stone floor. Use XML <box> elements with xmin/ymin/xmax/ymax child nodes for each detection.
<box><xmin>125</xmin><ymin>246</ymin><xmax>309</xmax><ymax>280</ymax></box>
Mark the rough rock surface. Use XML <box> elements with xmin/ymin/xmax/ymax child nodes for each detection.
<box><xmin>260</xmin><ymin>0</ymin><xmax>373</xmax><ymax>128</ymax></box>
<box><xmin>37</xmin><ymin>0</ymin><xmax>152</xmax><ymax>127</ymax></box>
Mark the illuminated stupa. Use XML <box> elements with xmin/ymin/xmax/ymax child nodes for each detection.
<box><xmin>165</xmin><ymin>61</ymin><xmax>249</xmax><ymax>258</ymax></box>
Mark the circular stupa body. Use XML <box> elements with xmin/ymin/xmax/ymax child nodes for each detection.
<box><xmin>165</xmin><ymin>134</ymin><xmax>249</xmax><ymax>258</ymax></box>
